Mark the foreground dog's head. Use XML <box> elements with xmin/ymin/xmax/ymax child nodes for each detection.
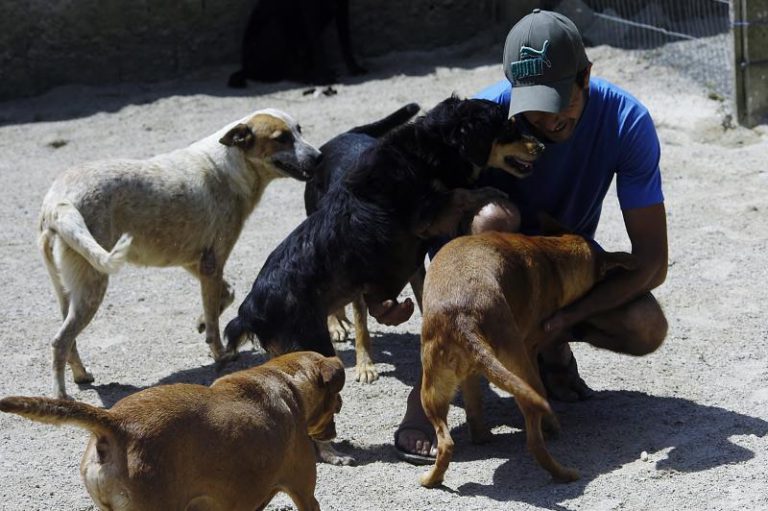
<box><xmin>423</xmin><ymin>96</ymin><xmax>544</xmax><ymax>179</ymax></box>
<box><xmin>252</xmin><ymin>351</ymin><xmax>346</xmax><ymax>441</ymax></box>
<box><xmin>219</xmin><ymin>108</ymin><xmax>320</xmax><ymax>181</ymax></box>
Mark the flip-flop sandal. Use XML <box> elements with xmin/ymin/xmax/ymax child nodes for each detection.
<box><xmin>393</xmin><ymin>423</ymin><xmax>436</xmax><ymax>466</ymax></box>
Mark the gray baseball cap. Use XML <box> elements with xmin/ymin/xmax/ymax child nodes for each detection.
<box><xmin>503</xmin><ymin>9</ymin><xmax>589</xmax><ymax>116</ymax></box>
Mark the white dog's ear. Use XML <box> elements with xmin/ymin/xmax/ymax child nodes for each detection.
<box><xmin>220</xmin><ymin>124</ymin><xmax>254</xmax><ymax>148</ymax></box>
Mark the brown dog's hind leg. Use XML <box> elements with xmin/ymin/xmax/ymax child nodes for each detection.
<box><xmin>523</xmin><ymin>408</ymin><xmax>579</xmax><ymax>482</ymax></box>
<box><xmin>351</xmin><ymin>296</ymin><xmax>377</xmax><ymax>383</ymax></box>
<box><xmin>502</xmin><ymin>355</ymin><xmax>577</xmax><ymax>482</ymax></box>
<box><xmin>419</xmin><ymin>349</ymin><xmax>459</xmax><ymax>488</ymax></box>
<box><xmin>461</xmin><ymin>374</ymin><xmax>493</xmax><ymax>444</ymax></box>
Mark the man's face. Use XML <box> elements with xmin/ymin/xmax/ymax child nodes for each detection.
<box><xmin>521</xmin><ymin>71</ymin><xmax>590</xmax><ymax>143</ymax></box>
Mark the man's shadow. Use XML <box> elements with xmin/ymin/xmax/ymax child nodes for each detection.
<box><xmin>332</xmin><ymin>332</ymin><xmax>768</xmax><ymax>507</ymax></box>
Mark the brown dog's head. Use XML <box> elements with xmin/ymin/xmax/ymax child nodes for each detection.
<box><xmin>486</xmin><ymin>117</ymin><xmax>545</xmax><ymax>178</ymax></box>
<box><xmin>219</xmin><ymin>108</ymin><xmax>321</xmax><ymax>181</ymax></box>
<box><xmin>271</xmin><ymin>352</ymin><xmax>346</xmax><ymax>442</ymax></box>
<box><xmin>304</xmin><ymin>355</ymin><xmax>345</xmax><ymax>442</ymax></box>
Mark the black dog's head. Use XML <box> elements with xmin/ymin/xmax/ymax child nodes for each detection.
<box><xmin>422</xmin><ymin>96</ymin><xmax>545</xmax><ymax>178</ymax></box>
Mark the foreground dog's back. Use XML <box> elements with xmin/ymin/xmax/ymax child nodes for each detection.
<box><xmin>1</xmin><ymin>352</ymin><xmax>344</xmax><ymax>511</ymax></box>
<box><xmin>419</xmin><ymin>232</ymin><xmax>635</xmax><ymax>487</ymax></box>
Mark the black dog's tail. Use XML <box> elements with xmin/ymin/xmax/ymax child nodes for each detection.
<box><xmin>349</xmin><ymin>103</ymin><xmax>420</xmax><ymax>138</ymax></box>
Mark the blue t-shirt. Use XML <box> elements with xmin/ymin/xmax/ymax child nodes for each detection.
<box><xmin>474</xmin><ymin>77</ymin><xmax>664</xmax><ymax>238</ymax></box>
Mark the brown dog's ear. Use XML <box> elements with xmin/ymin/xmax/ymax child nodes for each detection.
<box><xmin>537</xmin><ymin>212</ymin><xmax>571</xmax><ymax>236</ymax></box>
<box><xmin>319</xmin><ymin>357</ymin><xmax>346</xmax><ymax>394</ymax></box>
<box><xmin>598</xmin><ymin>251</ymin><xmax>638</xmax><ymax>279</ymax></box>
<box><xmin>219</xmin><ymin>123</ymin><xmax>255</xmax><ymax>148</ymax></box>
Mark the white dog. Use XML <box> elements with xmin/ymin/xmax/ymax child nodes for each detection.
<box><xmin>38</xmin><ymin>108</ymin><xmax>320</xmax><ymax>399</ymax></box>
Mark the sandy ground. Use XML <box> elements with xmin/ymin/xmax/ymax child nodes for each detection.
<box><xmin>1</xmin><ymin>41</ymin><xmax>767</xmax><ymax>511</ymax></box>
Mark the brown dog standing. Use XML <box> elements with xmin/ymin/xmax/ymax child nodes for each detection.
<box><xmin>418</xmin><ymin>231</ymin><xmax>636</xmax><ymax>487</ymax></box>
<box><xmin>0</xmin><ymin>352</ymin><xmax>344</xmax><ymax>511</ymax></box>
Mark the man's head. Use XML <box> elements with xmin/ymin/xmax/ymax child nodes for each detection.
<box><xmin>503</xmin><ymin>9</ymin><xmax>591</xmax><ymax>143</ymax></box>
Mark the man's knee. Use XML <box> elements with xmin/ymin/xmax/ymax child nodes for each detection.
<box><xmin>470</xmin><ymin>200</ymin><xmax>520</xmax><ymax>234</ymax></box>
<box><xmin>622</xmin><ymin>298</ymin><xmax>668</xmax><ymax>356</ymax></box>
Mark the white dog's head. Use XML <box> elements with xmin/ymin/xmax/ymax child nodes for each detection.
<box><xmin>219</xmin><ymin>108</ymin><xmax>320</xmax><ymax>181</ymax></box>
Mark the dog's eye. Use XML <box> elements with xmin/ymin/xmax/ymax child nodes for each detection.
<box><xmin>273</xmin><ymin>131</ymin><xmax>294</xmax><ymax>144</ymax></box>
<box><xmin>296</xmin><ymin>124</ymin><xmax>303</xmax><ymax>134</ymax></box>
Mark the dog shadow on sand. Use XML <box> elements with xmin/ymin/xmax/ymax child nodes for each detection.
<box><xmin>333</xmin><ymin>332</ymin><xmax>768</xmax><ymax>508</ymax></box>
<box><xmin>84</xmin><ymin>330</ymin><xmax>767</xmax><ymax>509</ymax></box>
<box><xmin>86</xmin><ymin>350</ymin><xmax>271</xmax><ymax>407</ymax></box>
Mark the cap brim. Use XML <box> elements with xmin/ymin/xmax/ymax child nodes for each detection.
<box><xmin>508</xmin><ymin>76</ymin><xmax>574</xmax><ymax>117</ymax></box>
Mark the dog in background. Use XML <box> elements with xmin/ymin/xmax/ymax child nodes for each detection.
<box><xmin>1</xmin><ymin>351</ymin><xmax>344</xmax><ymax>511</ymax></box>
<box><xmin>223</xmin><ymin>97</ymin><xmax>545</xmax><ymax>380</ymax></box>
<box><xmin>39</xmin><ymin>108</ymin><xmax>320</xmax><ymax>399</ymax></box>
<box><xmin>418</xmin><ymin>231</ymin><xmax>637</xmax><ymax>487</ymax></box>
<box><xmin>228</xmin><ymin>0</ymin><xmax>366</xmax><ymax>88</ymax></box>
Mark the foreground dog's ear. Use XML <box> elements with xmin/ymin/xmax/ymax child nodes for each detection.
<box><xmin>538</xmin><ymin>212</ymin><xmax>572</xmax><ymax>235</ymax></box>
<box><xmin>598</xmin><ymin>251</ymin><xmax>638</xmax><ymax>279</ymax></box>
<box><xmin>319</xmin><ymin>357</ymin><xmax>346</xmax><ymax>394</ymax></box>
<box><xmin>220</xmin><ymin>123</ymin><xmax>255</xmax><ymax>148</ymax></box>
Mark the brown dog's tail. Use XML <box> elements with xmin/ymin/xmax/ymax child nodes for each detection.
<box><xmin>41</xmin><ymin>201</ymin><xmax>132</xmax><ymax>275</ymax></box>
<box><xmin>0</xmin><ymin>396</ymin><xmax>121</xmax><ymax>438</ymax></box>
<box><xmin>463</xmin><ymin>327</ymin><xmax>551</xmax><ymax>415</ymax></box>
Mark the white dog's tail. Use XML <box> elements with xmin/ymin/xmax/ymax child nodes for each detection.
<box><xmin>42</xmin><ymin>201</ymin><xmax>132</xmax><ymax>274</ymax></box>
<box><xmin>0</xmin><ymin>396</ymin><xmax>120</xmax><ymax>438</ymax></box>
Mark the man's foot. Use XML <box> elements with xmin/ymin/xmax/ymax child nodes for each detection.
<box><xmin>368</xmin><ymin>297</ymin><xmax>414</xmax><ymax>326</ymax></box>
<box><xmin>538</xmin><ymin>350</ymin><xmax>594</xmax><ymax>402</ymax></box>
<box><xmin>393</xmin><ymin>385</ymin><xmax>436</xmax><ymax>465</ymax></box>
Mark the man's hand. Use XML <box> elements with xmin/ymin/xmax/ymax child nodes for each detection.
<box><xmin>368</xmin><ymin>297</ymin><xmax>414</xmax><ymax>326</ymax></box>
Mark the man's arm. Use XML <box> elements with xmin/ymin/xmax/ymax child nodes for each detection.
<box><xmin>544</xmin><ymin>202</ymin><xmax>667</xmax><ymax>332</ymax></box>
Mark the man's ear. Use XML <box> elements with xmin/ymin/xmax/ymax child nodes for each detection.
<box><xmin>581</xmin><ymin>62</ymin><xmax>593</xmax><ymax>89</ymax></box>
<box><xmin>319</xmin><ymin>357</ymin><xmax>345</xmax><ymax>394</ymax></box>
<box><xmin>219</xmin><ymin>123</ymin><xmax>254</xmax><ymax>148</ymax></box>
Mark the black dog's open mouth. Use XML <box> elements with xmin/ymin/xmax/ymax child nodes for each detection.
<box><xmin>274</xmin><ymin>160</ymin><xmax>311</xmax><ymax>181</ymax></box>
<box><xmin>504</xmin><ymin>156</ymin><xmax>535</xmax><ymax>177</ymax></box>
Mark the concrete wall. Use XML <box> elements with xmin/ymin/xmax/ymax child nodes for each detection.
<box><xmin>0</xmin><ymin>0</ymin><xmax>534</xmax><ymax>101</ymax></box>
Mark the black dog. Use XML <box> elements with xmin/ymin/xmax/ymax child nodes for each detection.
<box><xmin>223</xmin><ymin>97</ymin><xmax>545</xmax><ymax>367</ymax></box>
<box><xmin>303</xmin><ymin>103</ymin><xmax>421</xmax><ymax>382</ymax></box>
<box><xmin>228</xmin><ymin>0</ymin><xmax>366</xmax><ymax>87</ymax></box>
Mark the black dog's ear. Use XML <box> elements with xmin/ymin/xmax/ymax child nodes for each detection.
<box><xmin>220</xmin><ymin>123</ymin><xmax>255</xmax><ymax>148</ymax></box>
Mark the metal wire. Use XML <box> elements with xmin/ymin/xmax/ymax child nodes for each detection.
<box><xmin>547</xmin><ymin>0</ymin><xmax>734</xmax><ymax>97</ymax></box>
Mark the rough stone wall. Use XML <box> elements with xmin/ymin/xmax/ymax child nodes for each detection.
<box><xmin>0</xmin><ymin>0</ymin><xmax>533</xmax><ymax>101</ymax></box>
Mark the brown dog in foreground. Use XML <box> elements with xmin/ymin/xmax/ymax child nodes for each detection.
<box><xmin>418</xmin><ymin>231</ymin><xmax>636</xmax><ymax>487</ymax></box>
<box><xmin>0</xmin><ymin>351</ymin><xmax>344</xmax><ymax>511</ymax></box>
